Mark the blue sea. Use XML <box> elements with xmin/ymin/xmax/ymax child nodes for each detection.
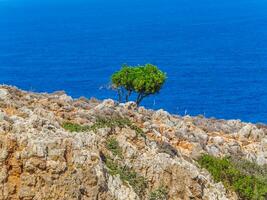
<box><xmin>1</xmin><ymin>0</ymin><xmax>267</xmax><ymax>123</ymax></box>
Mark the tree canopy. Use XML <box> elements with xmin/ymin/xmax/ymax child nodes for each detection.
<box><xmin>111</xmin><ymin>64</ymin><xmax>166</xmax><ymax>105</ymax></box>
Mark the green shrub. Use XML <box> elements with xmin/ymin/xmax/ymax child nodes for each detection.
<box><xmin>90</xmin><ymin>116</ymin><xmax>131</xmax><ymax>131</ymax></box>
<box><xmin>111</xmin><ymin>64</ymin><xmax>167</xmax><ymax>105</ymax></box>
<box><xmin>149</xmin><ymin>186</ymin><xmax>168</xmax><ymax>200</ymax></box>
<box><xmin>197</xmin><ymin>154</ymin><xmax>267</xmax><ymax>200</ymax></box>
<box><xmin>104</xmin><ymin>156</ymin><xmax>147</xmax><ymax>197</ymax></box>
<box><xmin>62</xmin><ymin>122</ymin><xmax>90</xmax><ymax>132</ymax></box>
<box><xmin>106</xmin><ymin>137</ymin><xmax>123</xmax><ymax>158</ymax></box>
<box><xmin>230</xmin><ymin>157</ymin><xmax>267</xmax><ymax>182</ymax></box>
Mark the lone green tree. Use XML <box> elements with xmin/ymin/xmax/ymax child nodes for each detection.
<box><xmin>111</xmin><ymin>64</ymin><xmax>166</xmax><ymax>106</ymax></box>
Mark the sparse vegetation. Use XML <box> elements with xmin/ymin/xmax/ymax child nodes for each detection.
<box><xmin>103</xmin><ymin>128</ymin><xmax>147</xmax><ymax>197</ymax></box>
<box><xmin>103</xmin><ymin>156</ymin><xmax>147</xmax><ymax>197</ymax></box>
<box><xmin>230</xmin><ymin>157</ymin><xmax>267</xmax><ymax>182</ymax></box>
<box><xmin>130</xmin><ymin>124</ymin><xmax>146</xmax><ymax>138</ymax></box>
<box><xmin>106</xmin><ymin>137</ymin><xmax>123</xmax><ymax>158</ymax></box>
<box><xmin>197</xmin><ymin>154</ymin><xmax>267</xmax><ymax>200</ymax></box>
<box><xmin>63</xmin><ymin>117</ymin><xmax>148</xmax><ymax>197</ymax></box>
<box><xmin>111</xmin><ymin>64</ymin><xmax>167</xmax><ymax>106</ymax></box>
<box><xmin>62</xmin><ymin>116</ymin><xmax>146</xmax><ymax>138</ymax></box>
<box><xmin>90</xmin><ymin>116</ymin><xmax>131</xmax><ymax>131</ymax></box>
<box><xmin>61</xmin><ymin>122</ymin><xmax>90</xmax><ymax>132</ymax></box>
<box><xmin>149</xmin><ymin>186</ymin><xmax>168</xmax><ymax>200</ymax></box>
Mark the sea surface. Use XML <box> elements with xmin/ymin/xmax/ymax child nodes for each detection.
<box><xmin>1</xmin><ymin>0</ymin><xmax>267</xmax><ymax>123</ymax></box>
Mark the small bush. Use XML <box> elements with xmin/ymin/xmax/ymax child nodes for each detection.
<box><xmin>197</xmin><ymin>154</ymin><xmax>267</xmax><ymax>200</ymax></box>
<box><xmin>106</xmin><ymin>137</ymin><xmax>123</xmax><ymax>158</ymax></box>
<box><xmin>62</xmin><ymin>122</ymin><xmax>90</xmax><ymax>132</ymax></box>
<box><xmin>230</xmin><ymin>157</ymin><xmax>267</xmax><ymax>182</ymax></box>
<box><xmin>149</xmin><ymin>186</ymin><xmax>168</xmax><ymax>200</ymax></box>
<box><xmin>104</xmin><ymin>156</ymin><xmax>147</xmax><ymax>197</ymax></box>
<box><xmin>90</xmin><ymin>116</ymin><xmax>131</xmax><ymax>131</ymax></box>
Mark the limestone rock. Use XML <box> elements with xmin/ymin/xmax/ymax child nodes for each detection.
<box><xmin>0</xmin><ymin>85</ymin><xmax>266</xmax><ymax>199</ymax></box>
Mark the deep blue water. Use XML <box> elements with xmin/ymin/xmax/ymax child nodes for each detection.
<box><xmin>1</xmin><ymin>0</ymin><xmax>267</xmax><ymax>123</ymax></box>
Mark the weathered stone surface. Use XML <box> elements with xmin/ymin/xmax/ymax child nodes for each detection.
<box><xmin>0</xmin><ymin>85</ymin><xmax>266</xmax><ymax>199</ymax></box>
<box><xmin>0</xmin><ymin>89</ymin><xmax>8</xmax><ymax>100</ymax></box>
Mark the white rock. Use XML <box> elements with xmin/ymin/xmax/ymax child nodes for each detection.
<box><xmin>212</xmin><ymin>136</ymin><xmax>225</xmax><ymax>146</ymax></box>
<box><xmin>58</xmin><ymin>94</ymin><xmax>73</xmax><ymax>102</ymax></box>
<box><xmin>238</xmin><ymin>124</ymin><xmax>253</xmax><ymax>138</ymax></box>
<box><xmin>0</xmin><ymin>89</ymin><xmax>8</xmax><ymax>100</ymax></box>
<box><xmin>207</xmin><ymin>145</ymin><xmax>220</xmax><ymax>156</ymax></box>
<box><xmin>123</xmin><ymin>101</ymin><xmax>137</xmax><ymax>110</ymax></box>
<box><xmin>256</xmin><ymin>153</ymin><xmax>267</xmax><ymax>165</ymax></box>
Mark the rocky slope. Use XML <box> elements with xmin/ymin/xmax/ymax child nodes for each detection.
<box><xmin>0</xmin><ymin>85</ymin><xmax>266</xmax><ymax>200</ymax></box>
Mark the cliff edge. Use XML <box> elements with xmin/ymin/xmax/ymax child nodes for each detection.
<box><xmin>0</xmin><ymin>85</ymin><xmax>266</xmax><ymax>200</ymax></box>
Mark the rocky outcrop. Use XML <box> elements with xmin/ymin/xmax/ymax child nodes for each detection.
<box><xmin>0</xmin><ymin>85</ymin><xmax>266</xmax><ymax>200</ymax></box>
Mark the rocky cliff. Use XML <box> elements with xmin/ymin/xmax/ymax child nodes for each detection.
<box><xmin>0</xmin><ymin>85</ymin><xmax>266</xmax><ymax>200</ymax></box>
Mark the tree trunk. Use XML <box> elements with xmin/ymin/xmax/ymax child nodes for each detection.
<box><xmin>125</xmin><ymin>90</ymin><xmax>132</xmax><ymax>102</ymax></box>
<box><xmin>136</xmin><ymin>93</ymin><xmax>143</xmax><ymax>106</ymax></box>
<box><xmin>136</xmin><ymin>93</ymin><xmax>149</xmax><ymax>106</ymax></box>
<box><xmin>118</xmin><ymin>89</ymin><xmax>122</xmax><ymax>103</ymax></box>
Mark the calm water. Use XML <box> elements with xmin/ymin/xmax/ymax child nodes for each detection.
<box><xmin>1</xmin><ymin>0</ymin><xmax>267</xmax><ymax>123</ymax></box>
